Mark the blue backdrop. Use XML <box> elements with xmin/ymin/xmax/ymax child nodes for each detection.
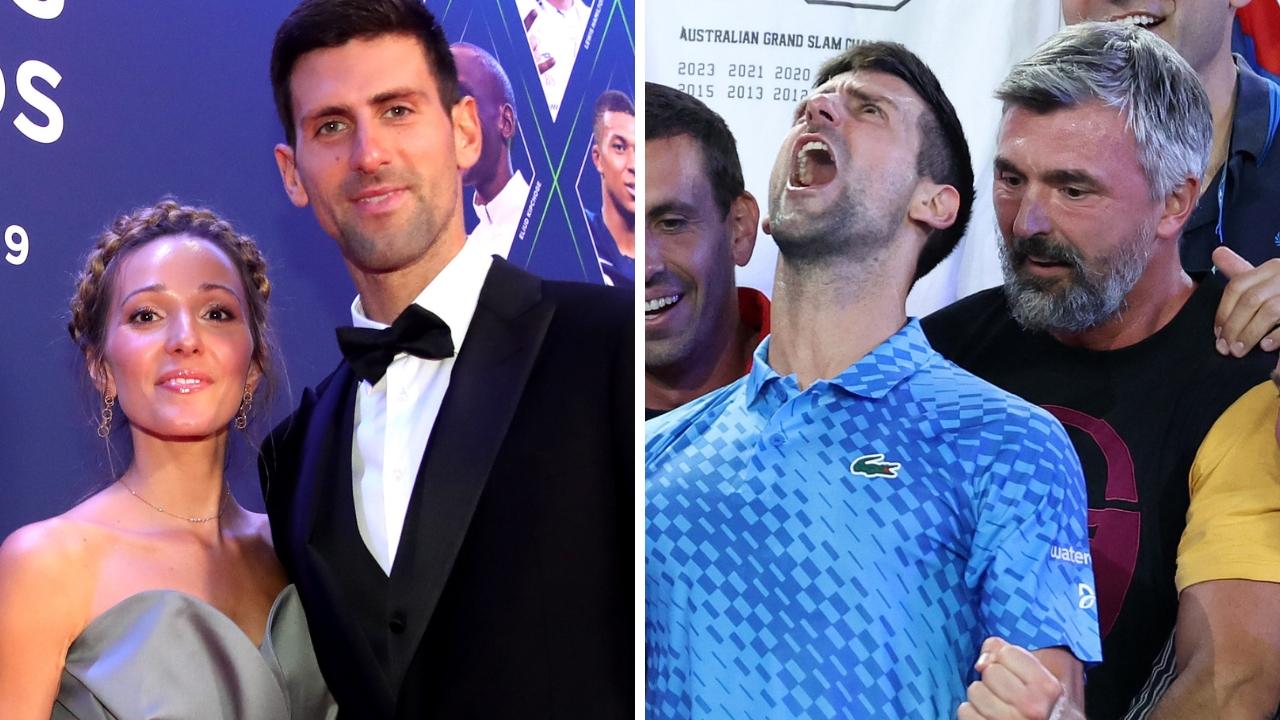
<box><xmin>0</xmin><ymin>0</ymin><xmax>635</xmax><ymax>538</ymax></box>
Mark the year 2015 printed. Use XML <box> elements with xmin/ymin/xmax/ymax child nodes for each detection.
<box><xmin>677</xmin><ymin>82</ymin><xmax>716</xmax><ymax>99</ymax></box>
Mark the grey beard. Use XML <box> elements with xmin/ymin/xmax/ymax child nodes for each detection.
<box><xmin>999</xmin><ymin>230</ymin><xmax>1153</xmax><ymax>334</ymax></box>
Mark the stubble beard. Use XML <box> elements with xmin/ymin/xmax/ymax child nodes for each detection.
<box><xmin>768</xmin><ymin>186</ymin><xmax>902</xmax><ymax>276</ymax></box>
<box><xmin>645</xmin><ymin>331</ymin><xmax>697</xmax><ymax>374</ymax></box>
<box><xmin>336</xmin><ymin>192</ymin><xmax>449</xmax><ymax>276</ymax></box>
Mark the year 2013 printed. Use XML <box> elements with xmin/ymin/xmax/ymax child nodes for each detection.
<box><xmin>5</xmin><ymin>225</ymin><xmax>29</xmax><ymax>266</ymax></box>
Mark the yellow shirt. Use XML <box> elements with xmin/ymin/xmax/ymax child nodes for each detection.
<box><xmin>1177</xmin><ymin>380</ymin><xmax>1280</xmax><ymax>591</ymax></box>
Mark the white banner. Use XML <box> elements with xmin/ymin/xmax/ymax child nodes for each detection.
<box><xmin>646</xmin><ymin>0</ymin><xmax>1063</xmax><ymax>314</ymax></box>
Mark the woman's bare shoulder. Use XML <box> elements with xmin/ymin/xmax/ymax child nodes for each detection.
<box><xmin>0</xmin><ymin>512</ymin><xmax>107</xmax><ymax>595</ymax></box>
<box><xmin>0</xmin><ymin>486</ymin><xmax>138</xmax><ymax>599</ymax></box>
<box><xmin>0</xmin><ymin>513</ymin><xmax>106</xmax><ymax>653</ymax></box>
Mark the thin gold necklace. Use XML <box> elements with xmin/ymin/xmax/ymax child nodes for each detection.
<box><xmin>119</xmin><ymin>479</ymin><xmax>230</xmax><ymax>524</ymax></box>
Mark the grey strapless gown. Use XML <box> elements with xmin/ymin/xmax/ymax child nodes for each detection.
<box><xmin>52</xmin><ymin>585</ymin><xmax>337</xmax><ymax>719</ymax></box>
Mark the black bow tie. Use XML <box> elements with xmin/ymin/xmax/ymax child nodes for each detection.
<box><xmin>336</xmin><ymin>304</ymin><xmax>455</xmax><ymax>385</ymax></box>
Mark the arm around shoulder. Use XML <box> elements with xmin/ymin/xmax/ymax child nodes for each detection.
<box><xmin>0</xmin><ymin>520</ymin><xmax>90</xmax><ymax>718</ymax></box>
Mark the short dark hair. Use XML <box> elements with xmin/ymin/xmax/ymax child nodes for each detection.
<box><xmin>645</xmin><ymin>82</ymin><xmax>745</xmax><ymax>219</ymax></box>
<box><xmin>592</xmin><ymin>89</ymin><xmax>635</xmax><ymax>145</ymax></box>
<box><xmin>270</xmin><ymin>0</ymin><xmax>460</xmax><ymax>146</ymax></box>
<box><xmin>815</xmin><ymin>42</ymin><xmax>974</xmax><ymax>281</ymax></box>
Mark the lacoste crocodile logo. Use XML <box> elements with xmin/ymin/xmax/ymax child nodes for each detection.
<box><xmin>850</xmin><ymin>453</ymin><xmax>901</xmax><ymax>478</ymax></box>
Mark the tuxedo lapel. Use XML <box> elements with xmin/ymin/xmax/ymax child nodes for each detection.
<box><xmin>385</xmin><ymin>259</ymin><xmax>554</xmax><ymax>684</ymax></box>
<box><xmin>293</xmin><ymin>365</ymin><xmax>356</xmax><ymax>567</ymax></box>
<box><xmin>291</xmin><ymin>365</ymin><xmax>395</xmax><ymax>706</ymax></box>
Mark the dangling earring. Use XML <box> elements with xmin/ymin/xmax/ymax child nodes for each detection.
<box><xmin>235</xmin><ymin>385</ymin><xmax>253</xmax><ymax>430</ymax></box>
<box><xmin>97</xmin><ymin>393</ymin><xmax>115</xmax><ymax>438</ymax></box>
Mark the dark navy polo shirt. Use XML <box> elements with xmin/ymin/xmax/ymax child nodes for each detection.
<box><xmin>1181</xmin><ymin>57</ymin><xmax>1280</xmax><ymax>272</ymax></box>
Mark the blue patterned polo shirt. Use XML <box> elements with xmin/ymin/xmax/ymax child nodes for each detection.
<box><xmin>645</xmin><ymin>320</ymin><xmax>1101</xmax><ymax>719</ymax></box>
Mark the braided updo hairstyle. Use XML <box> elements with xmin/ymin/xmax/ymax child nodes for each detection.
<box><xmin>68</xmin><ymin>199</ymin><xmax>276</xmax><ymax>405</ymax></box>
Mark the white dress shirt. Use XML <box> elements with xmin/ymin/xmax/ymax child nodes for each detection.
<box><xmin>349</xmin><ymin>239</ymin><xmax>494</xmax><ymax>574</ymax></box>
<box><xmin>468</xmin><ymin>169</ymin><xmax>531</xmax><ymax>260</ymax></box>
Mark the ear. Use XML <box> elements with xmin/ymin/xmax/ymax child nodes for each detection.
<box><xmin>246</xmin><ymin>361</ymin><xmax>264</xmax><ymax>396</ymax></box>
<box><xmin>591</xmin><ymin>141</ymin><xmax>603</xmax><ymax>172</ymax></box>
<box><xmin>87</xmin><ymin>355</ymin><xmax>116</xmax><ymax>398</ymax></box>
<box><xmin>274</xmin><ymin>143</ymin><xmax>310</xmax><ymax>209</ymax></box>
<box><xmin>1156</xmin><ymin>176</ymin><xmax>1200</xmax><ymax>241</ymax></box>
<box><xmin>451</xmin><ymin>96</ymin><xmax>483</xmax><ymax>172</ymax></box>
<box><xmin>727</xmin><ymin>191</ymin><xmax>761</xmax><ymax>267</ymax></box>
<box><xmin>907</xmin><ymin>181</ymin><xmax>960</xmax><ymax>232</ymax></box>
<box><xmin>498</xmin><ymin>103</ymin><xmax>517</xmax><ymax>143</ymax></box>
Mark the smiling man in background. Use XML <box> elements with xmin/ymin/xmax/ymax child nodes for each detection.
<box><xmin>644</xmin><ymin>82</ymin><xmax>768</xmax><ymax>419</ymax></box>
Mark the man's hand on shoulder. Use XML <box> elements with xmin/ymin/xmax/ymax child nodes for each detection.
<box><xmin>958</xmin><ymin>637</ymin><xmax>1083</xmax><ymax>720</ymax></box>
<box><xmin>1213</xmin><ymin>247</ymin><xmax>1280</xmax><ymax>357</ymax></box>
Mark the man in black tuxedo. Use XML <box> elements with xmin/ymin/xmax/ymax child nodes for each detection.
<box><xmin>260</xmin><ymin>1</ymin><xmax>632</xmax><ymax>717</ymax></box>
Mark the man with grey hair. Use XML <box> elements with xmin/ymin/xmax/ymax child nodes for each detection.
<box><xmin>453</xmin><ymin>42</ymin><xmax>530</xmax><ymax>259</ymax></box>
<box><xmin>924</xmin><ymin>22</ymin><xmax>1280</xmax><ymax>718</ymax></box>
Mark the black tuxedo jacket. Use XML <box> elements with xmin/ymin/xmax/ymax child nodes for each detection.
<box><xmin>260</xmin><ymin>259</ymin><xmax>633</xmax><ymax>719</ymax></box>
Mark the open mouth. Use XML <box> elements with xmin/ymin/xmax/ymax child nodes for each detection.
<box><xmin>1109</xmin><ymin>12</ymin><xmax>1164</xmax><ymax>29</ymax></box>
<box><xmin>791</xmin><ymin>139</ymin><xmax>837</xmax><ymax>189</ymax></box>
<box><xmin>157</xmin><ymin>372</ymin><xmax>213</xmax><ymax>394</ymax></box>
<box><xmin>1026</xmin><ymin>255</ymin><xmax>1070</xmax><ymax>268</ymax></box>
<box><xmin>645</xmin><ymin>293</ymin><xmax>681</xmax><ymax>317</ymax></box>
<box><xmin>1020</xmin><ymin>254</ymin><xmax>1078</xmax><ymax>276</ymax></box>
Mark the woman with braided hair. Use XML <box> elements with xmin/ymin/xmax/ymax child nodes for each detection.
<box><xmin>0</xmin><ymin>200</ymin><xmax>336</xmax><ymax>718</ymax></box>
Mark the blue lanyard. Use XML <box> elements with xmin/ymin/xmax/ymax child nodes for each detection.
<box><xmin>1262</xmin><ymin>79</ymin><xmax>1280</xmax><ymax>162</ymax></box>
<box><xmin>1217</xmin><ymin>79</ymin><xmax>1280</xmax><ymax>245</ymax></box>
